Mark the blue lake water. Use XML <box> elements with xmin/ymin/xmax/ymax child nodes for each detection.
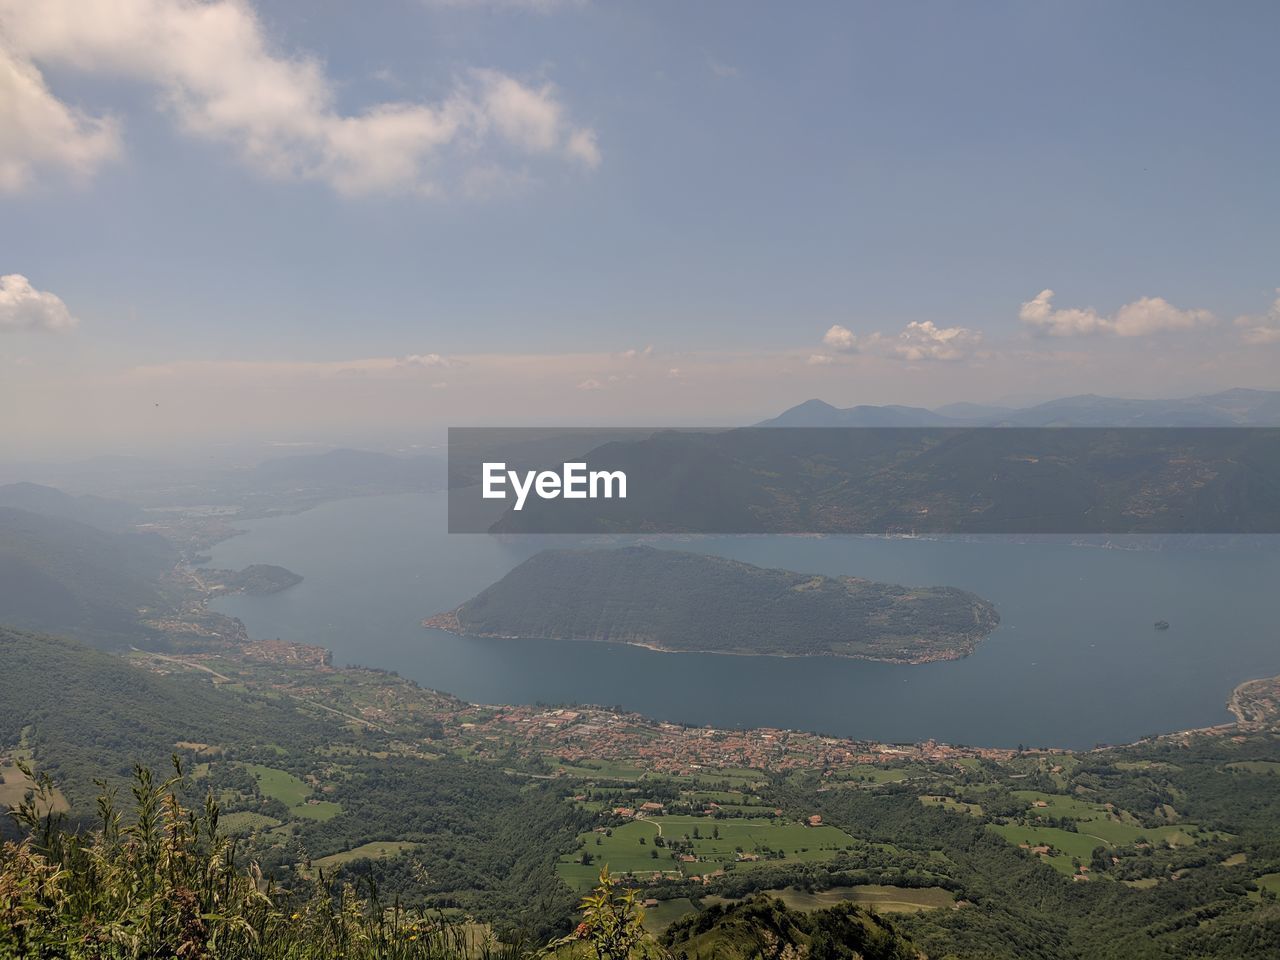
<box><xmin>210</xmin><ymin>491</ymin><xmax>1280</xmax><ymax>750</ymax></box>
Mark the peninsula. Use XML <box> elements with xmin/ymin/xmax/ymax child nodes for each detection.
<box><xmin>424</xmin><ymin>545</ymin><xmax>999</xmax><ymax>662</ymax></box>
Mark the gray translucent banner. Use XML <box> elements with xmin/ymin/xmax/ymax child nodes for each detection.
<box><xmin>447</xmin><ymin>427</ymin><xmax>1280</xmax><ymax>534</ymax></box>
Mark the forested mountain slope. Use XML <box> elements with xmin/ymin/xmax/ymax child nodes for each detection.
<box><xmin>0</xmin><ymin>507</ymin><xmax>176</xmax><ymax>646</ymax></box>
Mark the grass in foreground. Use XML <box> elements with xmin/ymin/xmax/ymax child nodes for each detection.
<box><xmin>0</xmin><ymin>761</ymin><xmax>524</xmax><ymax>960</ymax></box>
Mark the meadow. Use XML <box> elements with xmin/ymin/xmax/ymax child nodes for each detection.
<box><xmin>750</xmin><ymin>884</ymin><xmax>954</xmax><ymax>913</ymax></box>
<box><xmin>243</xmin><ymin>763</ymin><xmax>343</xmax><ymax>821</ymax></box>
<box><xmin>312</xmin><ymin>841</ymin><xmax>424</xmax><ymax>872</ymax></box>
<box><xmin>989</xmin><ymin>789</ymin><xmax>1224</xmax><ymax>874</ymax></box>
<box><xmin>0</xmin><ymin>753</ymin><xmax>69</xmax><ymax>816</ymax></box>
<box><xmin>557</xmin><ymin>815</ymin><xmax>856</xmax><ymax>891</ymax></box>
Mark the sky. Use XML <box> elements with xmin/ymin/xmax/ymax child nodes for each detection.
<box><xmin>2</xmin><ymin>0</ymin><xmax>1279</xmax><ymax>457</ymax></box>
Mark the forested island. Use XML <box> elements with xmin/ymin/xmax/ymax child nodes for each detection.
<box><xmin>425</xmin><ymin>546</ymin><xmax>999</xmax><ymax>662</ymax></box>
<box><xmin>200</xmin><ymin>564</ymin><xmax>303</xmax><ymax>596</ymax></box>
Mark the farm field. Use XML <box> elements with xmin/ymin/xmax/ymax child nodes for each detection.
<box><xmin>242</xmin><ymin>763</ymin><xmax>343</xmax><ymax>821</ymax></box>
<box><xmin>772</xmin><ymin>884</ymin><xmax>955</xmax><ymax>913</ymax></box>
<box><xmin>220</xmin><ymin>811</ymin><xmax>281</xmax><ymax>833</ymax></box>
<box><xmin>1255</xmin><ymin>873</ymin><xmax>1280</xmax><ymax>895</ymax></box>
<box><xmin>825</xmin><ymin>764</ymin><xmax>914</xmax><ymax>785</ymax></box>
<box><xmin>706</xmin><ymin>884</ymin><xmax>954</xmax><ymax>914</ymax></box>
<box><xmin>1226</xmin><ymin>760</ymin><xmax>1280</xmax><ymax>775</ymax></box>
<box><xmin>639</xmin><ymin>898</ymin><xmax>697</xmax><ymax>934</ymax></box>
<box><xmin>988</xmin><ymin>824</ymin><xmax>1103</xmax><ymax>873</ymax></box>
<box><xmin>1010</xmin><ymin>790</ymin><xmax>1220</xmax><ymax>847</ymax></box>
<box><xmin>988</xmin><ymin>791</ymin><xmax>1226</xmax><ymax>874</ymax></box>
<box><xmin>0</xmin><ymin>755</ymin><xmax>69</xmax><ymax>815</ymax></box>
<box><xmin>552</xmin><ymin>758</ymin><xmax>647</xmax><ymax>780</ymax></box>
<box><xmin>557</xmin><ymin>815</ymin><xmax>856</xmax><ymax>891</ymax></box>
<box><xmin>313</xmin><ymin>841</ymin><xmax>423</xmax><ymax>871</ymax></box>
<box><xmin>920</xmin><ymin>795</ymin><xmax>984</xmax><ymax>816</ymax></box>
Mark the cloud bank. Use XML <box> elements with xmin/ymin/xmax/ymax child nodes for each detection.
<box><xmin>0</xmin><ymin>0</ymin><xmax>599</xmax><ymax>196</ymax></box>
<box><xmin>1019</xmin><ymin>289</ymin><xmax>1214</xmax><ymax>337</ymax></box>
<box><xmin>820</xmin><ymin>320</ymin><xmax>981</xmax><ymax>362</ymax></box>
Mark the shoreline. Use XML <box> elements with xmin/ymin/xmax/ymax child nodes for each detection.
<box><xmin>180</xmin><ymin>593</ymin><xmax>1278</xmax><ymax>760</ymax></box>
<box><xmin>420</xmin><ymin>610</ymin><xmax>982</xmax><ymax>665</ymax></box>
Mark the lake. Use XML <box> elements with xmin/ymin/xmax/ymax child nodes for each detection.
<box><xmin>210</xmin><ymin>491</ymin><xmax>1280</xmax><ymax>749</ymax></box>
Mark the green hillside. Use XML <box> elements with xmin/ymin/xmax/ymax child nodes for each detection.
<box><xmin>661</xmin><ymin>895</ymin><xmax>918</xmax><ymax>960</ymax></box>
<box><xmin>0</xmin><ymin>627</ymin><xmax>333</xmax><ymax>808</ymax></box>
<box><xmin>0</xmin><ymin>506</ymin><xmax>177</xmax><ymax>647</ymax></box>
<box><xmin>434</xmin><ymin>546</ymin><xmax>998</xmax><ymax>662</ymax></box>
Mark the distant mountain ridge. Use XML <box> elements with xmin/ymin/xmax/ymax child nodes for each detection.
<box><xmin>0</xmin><ymin>482</ymin><xmax>143</xmax><ymax>531</ymax></box>
<box><xmin>0</xmin><ymin>506</ymin><xmax>177</xmax><ymax>648</ymax></box>
<box><xmin>759</xmin><ymin>388</ymin><xmax>1280</xmax><ymax>427</ymax></box>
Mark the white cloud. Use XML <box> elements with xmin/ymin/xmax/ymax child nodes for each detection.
<box><xmin>1235</xmin><ymin>291</ymin><xmax>1280</xmax><ymax>345</ymax></box>
<box><xmin>400</xmin><ymin>353</ymin><xmax>459</xmax><ymax>368</ymax></box>
<box><xmin>1019</xmin><ymin>289</ymin><xmax>1214</xmax><ymax>337</ymax></box>
<box><xmin>0</xmin><ymin>274</ymin><xmax>79</xmax><ymax>332</ymax></box>
<box><xmin>874</xmin><ymin>320</ymin><xmax>980</xmax><ymax>362</ymax></box>
<box><xmin>822</xmin><ymin>324</ymin><xmax>858</xmax><ymax>352</ymax></box>
<box><xmin>0</xmin><ymin>44</ymin><xmax>120</xmax><ymax>191</ymax></box>
<box><xmin>0</xmin><ymin>0</ymin><xmax>599</xmax><ymax>196</ymax></box>
<box><xmin>820</xmin><ymin>320</ymin><xmax>979</xmax><ymax>362</ymax></box>
<box><xmin>576</xmin><ymin>377</ymin><xmax>603</xmax><ymax>390</ymax></box>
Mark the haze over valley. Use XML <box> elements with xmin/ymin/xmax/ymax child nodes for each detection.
<box><xmin>5</xmin><ymin>3</ymin><xmax>1280</xmax><ymax>954</ymax></box>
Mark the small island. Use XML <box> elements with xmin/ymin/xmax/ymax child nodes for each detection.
<box><xmin>199</xmin><ymin>564</ymin><xmax>303</xmax><ymax>596</ymax></box>
<box><xmin>425</xmin><ymin>546</ymin><xmax>999</xmax><ymax>663</ymax></box>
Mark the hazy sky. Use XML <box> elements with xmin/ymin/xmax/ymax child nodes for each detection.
<box><xmin>2</xmin><ymin>0</ymin><xmax>1279</xmax><ymax>456</ymax></box>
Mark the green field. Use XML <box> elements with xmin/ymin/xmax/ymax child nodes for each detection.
<box><xmin>685</xmin><ymin>789</ymin><xmax>774</xmax><ymax>814</ymax></box>
<box><xmin>293</xmin><ymin>800</ymin><xmax>343</xmax><ymax>820</ymax></box>
<box><xmin>313</xmin><ymin>841</ymin><xmax>422</xmax><ymax>871</ymax></box>
<box><xmin>1226</xmin><ymin>761</ymin><xmax>1280</xmax><ymax>775</ymax></box>
<box><xmin>990</xmin><ymin>791</ymin><xmax>1222</xmax><ymax>874</ymax></box>
<box><xmin>827</xmin><ymin>764</ymin><xmax>913</xmax><ymax>785</ymax></box>
<box><xmin>640</xmin><ymin>898</ymin><xmax>697</xmax><ymax>934</ymax></box>
<box><xmin>1114</xmin><ymin>760</ymin><xmax>1180</xmax><ymax>772</ymax></box>
<box><xmin>1010</xmin><ymin>790</ymin><xmax>1218</xmax><ymax>848</ymax></box>
<box><xmin>920</xmin><ymin>795</ymin><xmax>984</xmax><ymax>817</ymax></box>
<box><xmin>1255</xmin><ymin>873</ymin><xmax>1280</xmax><ymax>895</ymax></box>
<box><xmin>773</xmin><ymin>885</ymin><xmax>954</xmax><ymax>913</ymax></box>
<box><xmin>553</xmin><ymin>758</ymin><xmax>647</xmax><ymax>780</ymax></box>
<box><xmin>989</xmin><ymin>824</ymin><xmax>1102</xmax><ymax>873</ymax></box>
<box><xmin>242</xmin><ymin>763</ymin><xmax>343</xmax><ymax>821</ymax></box>
<box><xmin>707</xmin><ymin>885</ymin><xmax>954</xmax><ymax>914</ymax></box>
<box><xmin>558</xmin><ymin>815</ymin><xmax>856</xmax><ymax>891</ymax></box>
<box><xmin>220</xmin><ymin>811</ymin><xmax>281</xmax><ymax>833</ymax></box>
<box><xmin>0</xmin><ymin>756</ymin><xmax>69</xmax><ymax>816</ymax></box>
<box><xmin>244</xmin><ymin>764</ymin><xmax>311</xmax><ymax>806</ymax></box>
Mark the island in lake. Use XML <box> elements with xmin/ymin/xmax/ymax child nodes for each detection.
<box><xmin>199</xmin><ymin>563</ymin><xmax>303</xmax><ymax>596</ymax></box>
<box><xmin>424</xmin><ymin>545</ymin><xmax>999</xmax><ymax>663</ymax></box>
